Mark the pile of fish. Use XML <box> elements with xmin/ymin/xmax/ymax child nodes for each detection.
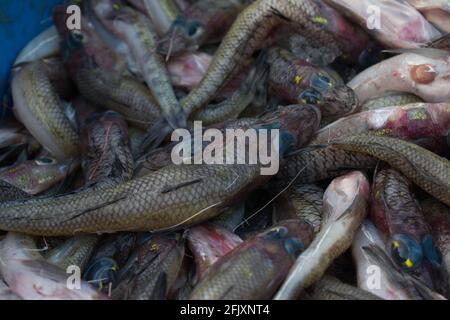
<box><xmin>0</xmin><ymin>0</ymin><xmax>449</xmax><ymax>300</ymax></box>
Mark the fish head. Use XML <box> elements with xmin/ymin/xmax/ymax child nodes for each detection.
<box><xmin>259</xmin><ymin>219</ymin><xmax>314</xmax><ymax>261</ymax></box>
<box><xmin>260</xmin><ymin>104</ymin><xmax>321</xmax><ymax>150</ymax></box>
<box><xmin>0</xmin><ymin>156</ymin><xmax>78</xmax><ymax>195</ymax></box>
<box><xmin>304</xmin><ymin>71</ymin><xmax>359</xmax><ymax>117</ymax></box>
<box><xmin>157</xmin><ymin>17</ymin><xmax>204</xmax><ymax>57</ymax></box>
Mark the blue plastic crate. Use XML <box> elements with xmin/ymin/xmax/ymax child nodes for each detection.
<box><xmin>0</xmin><ymin>0</ymin><xmax>64</xmax><ymax>119</ymax></box>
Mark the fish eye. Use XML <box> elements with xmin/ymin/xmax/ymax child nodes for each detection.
<box><xmin>70</xmin><ymin>30</ymin><xmax>84</xmax><ymax>43</ymax></box>
<box><xmin>284</xmin><ymin>237</ymin><xmax>303</xmax><ymax>258</ymax></box>
<box><xmin>389</xmin><ymin>234</ymin><xmax>423</xmax><ymax>270</ymax></box>
<box><xmin>35</xmin><ymin>157</ymin><xmax>56</xmax><ymax>166</ymax></box>
<box><xmin>298</xmin><ymin>89</ymin><xmax>323</xmax><ymax>105</ymax></box>
<box><xmin>83</xmin><ymin>257</ymin><xmax>119</xmax><ymax>289</ymax></box>
<box><xmin>422</xmin><ymin>235</ymin><xmax>442</xmax><ymax>268</ymax></box>
<box><xmin>264</xmin><ymin>226</ymin><xmax>289</xmax><ymax>240</ymax></box>
<box><xmin>311</xmin><ymin>73</ymin><xmax>333</xmax><ymax>92</ymax></box>
<box><xmin>185</xmin><ymin>21</ymin><xmax>203</xmax><ymax>38</ymax></box>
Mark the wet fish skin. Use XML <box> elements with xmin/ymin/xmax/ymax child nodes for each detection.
<box><xmin>267</xmin><ymin>47</ymin><xmax>358</xmax><ymax>117</ymax></box>
<box><xmin>0</xmin><ymin>233</ymin><xmax>102</xmax><ymax>300</ymax></box>
<box><xmin>331</xmin><ymin>135</ymin><xmax>450</xmax><ymax>206</ymax></box>
<box><xmin>370</xmin><ymin>168</ymin><xmax>436</xmax><ymax>288</ymax></box>
<box><xmin>361</xmin><ymin>93</ymin><xmax>423</xmax><ymax>111</ymax></box>
<box><xmin>11</xmin><ymin>61</ymin><xmax>79</xmax><ymax>160</ymax></box>
<box><xmin>422</xmin><ymin>198</ymin><xmax>450</xmax><ymax>297</ymax></box>
<box><xmin>313</xmin><ymin>103</ymin><xmax>450</xmax><ymax>144</ymax></box>
<box><xmin>303</xmin><ymin>275</ymin><xmax>382</xmax><ymax>300</ymax></box>
<box><xmin>142</xmin><ymin>0</ymin><xmax>182</xmax><ymax>35</ymax></box>
<box><xmin>276</xmin><ymin>145</ymin><xmax>377</xmax><ymax>187</ymax></box>
<box><xmin>274</xmin><ymin>171</ymin><xmax>370</xmax><ymax>300</ymax></box>
<box><xmin>349</xmin><ymin>52</ymin><xmax>450</xmax><ymax>105</ymax></box>
<box><xmin>190</xmin><ymin>219</ymin><xmax>314</xmax><ymax>300</ymax></box>
<box><xmin>406</xmin><ymin>0</ymin><xmax>450</xmax><ymax>33</ymax></box>
<box><xmin>14</xmin><ymin>26</ymin><xmax>60</xmax><ymax>66</ymax></box>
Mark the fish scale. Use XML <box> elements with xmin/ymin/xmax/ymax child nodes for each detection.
<box><xmin>332</xmin><ymin>135</ymin><xmax>450</xmax><ymax>206</ymax></box>
<box><xmin>0</xmin><ymin>164</ymin><xmax>264</xmax><ymax>236</ymax></box>
<box><xmin>181</xmin><ymin>0</ymin><xmax>344</xmax><ymax>116</ymax></box>
<box><xmin>12</xmin><ymin>62</ymin><xmax>79</xmax><ymax>159</ymax></box>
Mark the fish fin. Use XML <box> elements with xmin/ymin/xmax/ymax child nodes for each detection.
<box><xmin>270</xmin><ymin>6</ymin><xmax>292</xmax><ymax>22</ymax></box>
<box><xmin>427</xmin><ymin>33</ymin><xmax>450</xmax><ymax>49</ymax></box>
<box><xmin>383</xmin><ymin>48</ymin><xmax>450</xmax><ymax>59</ymax></box>
<box><xmin>150</xmin><ymin>272</ymin><xmax>168</xmax><ymax>300</ymax></box>
<box><xmin>160</xmin><ymin>178</ymin><xmax>203</xmax><ymax>194</ymax></box>
<box><xmin>137</xmin><ymin>119</ymin><xmax>173</xmax><ymax>159</ymax></box>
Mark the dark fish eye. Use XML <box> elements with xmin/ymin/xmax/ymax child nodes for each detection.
<box><xmin>35</xmin><ymin>157</ymin><xmax>56</xmax><ymax>166</ymax></box>
<box><xmin>422</xmin><ymin>235</ymin><xmax>442</xmax><ymax>268</ymax></box>
<box><xmin>70</xmin><ymin>30</ymin><xmax>84</xmax><ymax>43</ymax></box>
<box><xmin>83</xmin><ymin>257</ymin><xmax>119</xmax><ymax>289</ymax></box>
<box><xmin>284</xmin><ymin>237</ymin><xmax>303</xmax><ymax>258</ymax></box>
<box><xmin>311</xmin><ymin>73</ymin><xmax>333</xmax><ymax>92</ymax></box>
<box><xmin>299</xmin><ymin>89</ymin><xmax>323</xmax><ymax>105</ymax></box>
<box><xmin>264</xmin><ymin>226</ymin><xmax>289</xmax><ymax>240</ymax></box>
<box><xmin>389</xmin><ymin>234</ymin><xmax>423</xmax><ymax>270</ymax></box>
<box><xmin>185</xmin><ymin>21</ymin><xmax>203</xmax><ymax>38</ymax></box>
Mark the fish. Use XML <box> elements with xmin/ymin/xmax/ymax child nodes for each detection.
<box><xmin>348</xmin><ymin>52</ymin><xmax>450</xmax><ymax>105</ymax></box>
<box><xmin>267</xmin><ymin>47</ymin><xmax>358</xmax><ymax>118</ymax></box>
<box><xmin>11</xmin><ymin>61</ymin><xmax>79</xmax><ymax>160</ymax></box>
<box><xmin>0</xmin><ymin>233</ymin><xmax>102</xmax><ymax>300</ymax></box>
<box><xmin>273</xmin><ymin>184</ymin><xmax>323</xmax><ymax>234</ymax></box>
<box><xmin>422</xmin><ymin>198</ymin><xmax>450</xmax><ymax>297</ymax></box>
<box><xmin>46</xmin><ymin>235</ymin><xmax>99</xmax><ymax>272</ymax></box>
<box><xmin>406</xmin><ymin>0</ymin><xmax>450</xmax><ymax>33</ymax></box>
<box><xmin>370</xmin><ymin>168</ymin><xmax>438</xmax><ymax>288</ymax></box>
<box><xmin>0</xmin><ymin>156</ymin><xmax>79</xmax><ymax>200</ymax></box>
<box><xmin>274</xmin><ymin>171</ymin><xmax>370</xmax><ymax>299</ymax></box>
<box><xmin>312</xmin><ymin>103</ymin><xmax>450</xmax><ymax>144</ymax></box>
<box><xmin>168</xmin><ymin>52</ymin><xmax>212</xmax><ymax>91</ymax></box>
<box><xmin>13</xmin><ymin>26</ymin><xmax>60</xmax><ymax>66</ymax></box>
<box><xmin>276</xmin><ymin>145</ymin><xmax>377</xmax><ymax>187</ymax></box>
<box><xmin>302</xmin><ymin>275</ymin><xmax>382</xmax><ymax>300</ymax></box>
<box><xmin>352</xmin><ymin>220</ymin><xmax>415</xmax><ymax>300</ymax></box>
<box><xmin>361</xmin><ymin>93</ymin><xmax>423</xmax><ymax>111</ymax></box>
<box><xmin>186</xmin><ymin>223</ymin><xmax>243</xmax><ymax>282</ymax></box>
<box><xmin>323</xmin><ymin>0</ymin><xmax>441</xmax><ymax>49</ymax></box>
<box><xmin>331</xmin><ymin>135</ymin><xmax>450</xmax><ymax>206</ymax></box>
<box><xmin>189</xmin><ymin>219</ymin><xmax>313</xmax><ymax>299</ymax></box>
<box><xmin>53</xmin><ymin>5</ymin><xmax>162</xmax><ymax>130</ymax></box>
<box><xmin>91</xmin><ymin>0</ymin><xmax>186</xmax><ymax>129</ymax></box>
<box><xmin>114</xmin><ymin>234</ymin><xmax>185</xmax><ymax>300</ymax></box>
